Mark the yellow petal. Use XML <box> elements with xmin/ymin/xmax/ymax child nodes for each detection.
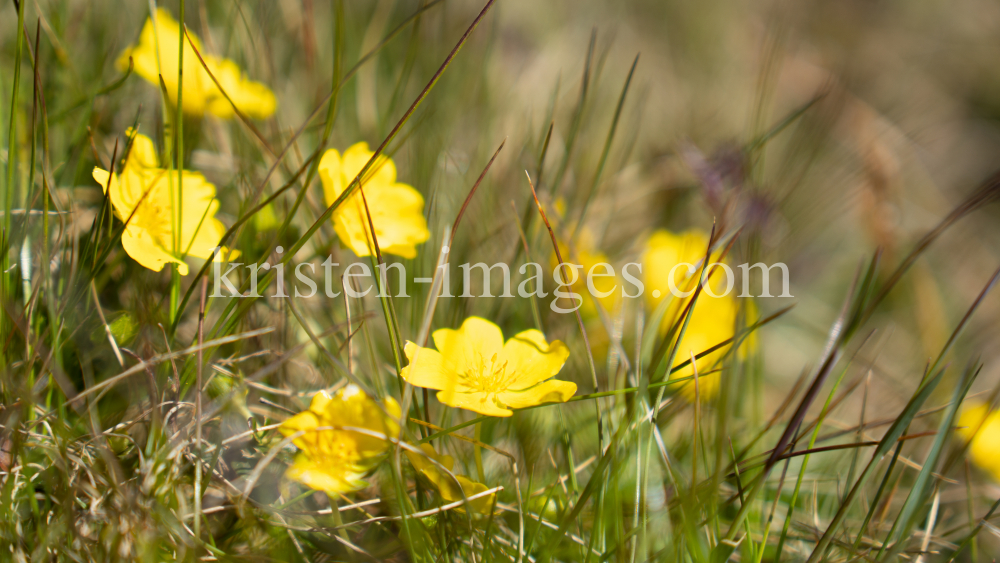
<box><xmin>285</xmin><ymin>453</ymin><xmax>370</xmax><ymax>493</ymax></box>
<box><xmin>970</xmin><ymin>428</ymin><xmax>1000</xmax><ymax>478</ymax></box>
<box><xmin>94</xmin><ymin>160</ymin><xmax>154</xmax><ymax>221</ymax></box>
<box><xmin>957</xmin><ymin>402</ymin><xmax>991</xmax><ymax>442</ymax></box>
<box><xmin>643</xmin><ymin>229</ymin><xmax>723</xmax><ymax>309</ymax></box>
<box><xmin>432</xmin><ymin>317</ymin><xmax>505</xmax><ymax>377</ymax></box>
<box><xmin>109</xmin><ymin>167</ymin><xmax>149</xmax><ymax>220</ymax></box>
<box><xmin>359</xmin><ymin>182</ymin><xmax>429</xmax><ymax>258</ymax></box>
<box><xmin>109</xmin><ymin>137</ymin><xmax>168</xmax><ymax>215</ymax></box>
<box><xmin>341</xmin><ymin>142</ymin><xmax>397</xmax><ymax>187</ymax></box>
<box><xmin>405</xmin><ymin>443</ymin><xmax>493</xmax><ymax>514</ymax></box>
<box><xmin>667</xmin><ymin>292</ymin><xmax>739</xmax><ymax>402</ymax></box>
<box><xmin>331</xmin><ymin>196</ymin><xmax>376</xmax><ymax>257</ymax></box>
<box><xmin>204</xmin><ymin>57</ymin><xmax>277</xmax><ymax>119</ymax></box>
<box><xmin>500</xmin><ymin>330</ymin><xmax>570</xmax><ymax>391</ymax></box>
<box><xmin>319</xmin><ymin>384</ymin><xmax>400</xmax><ymax>460</ymax></box>
<box><xmin>320</xmin><ymin>148</ymin><xmax>370</xmax><ymax>258</ymax></box>
<box><xmin>436</xmin><ymin>389</ymin><xmax>512</xmax><ymax>417</ymax></box>
<box><xmin>321</xmin><ymin>143</ymin><xmax>397</xmax><ymax>200</ymax></box>
<box><xmin>176</xmin><ymin>171</ymin><xmax>227</xmax><ymax>260</ymax></box>
<box><xmin>405</xmin><ymin>443</ymin><xmax>455</xmax><ymax>474</ymax></box>
<box><xmin>401</xmin><ymin>341</ymin><xmax>457</xmax><ymax>391</ymax></box>
<box><xmin>126</xmin><ymin>130</ymin><xmax>160</xmax><ymax>169</ymax></box>
<box><xmin>120</xmin><ymin>226</ymin><xmax>187</xmax><ymax>274</ymax></box>
<box><xmin>363</xmin><ymin>182</ymin><xmax>425</xmax><ymax>219</ymax></box>
<box><xmin>382</xmin><ymin>394</ymin><xmax>403</xmax><ymax>426</ymax></box>
<box><xmin>124</xmin><ymin>9</ymin><xmax>212</xmax><ymax>115</ymax></box>
<box><xmin>122</xmin><ymin>9</ymin><xmax>182</xmax><ymax>91</ymax></box>
<box><xmin>214</xmin><ymin>247</ymin><xmax>240</xmax><ymax>261</ymax></box>
<box><xmin>278</xmin><ymin>409</ymin><xmax>322</xmax><ymax>451</ymax></box>
<box><xmin>319</xmin><ymin>148</ymin><xmax>345</xmax><ymax>199</ymax></box>
<box><xmin>92</xmin><ymin>168</ymin><xmax>112</xmax><ymax>194</ymax></box>
<box><xmin>182</xmin><ymin>217</ymin><xmax>228</xmax><ymax>260</ymax></box>
<box><xmin>450</xmin><ymin>474</ymin><xmax>496</xmax><ymax>514</ymax></box>
<box><xmin>960</xmin><ymin>402</ymin><xmax>1000</xmax><ymax>480</ymax></box>
<box><xmin>329</xmin><ymin>182</ymin><xmax>427</xmax><ymax>258</ymax></box>
<box><xmin>379</xmin><ymin>239</ymin><xmax>423</xmax><ymax>260</ymax></box>
<box><xmin>280</xmin><ymin>409</ymin><xmax>321</xmax><ymax>436</ymax></box>
<box><xmin>280</xmin><ymin>385</ymin><xmax>399</xmax><ymax>479</ymax></box>
<box><xmin>499</xmin><ymin>379</ymin><xmax>577</xmax><ymax>410</ymax></box>
<box><xmin>738</xmin><ymin>299</ymin><xmax>759</xmax><ymax>359</ymax></box>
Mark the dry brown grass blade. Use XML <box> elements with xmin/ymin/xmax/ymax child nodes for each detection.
<box><xmin>182</xmin><ymin>25</ymin><xmax>276</xmax><ymax>157</ymax></box>
<box><xmin>451</xmin><ymin>138</ymin><xmax>506</xmax><ymax>240</ymax></box>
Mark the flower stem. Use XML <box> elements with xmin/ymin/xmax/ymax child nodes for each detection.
<box><xmin>326</xmin><ymin>492</ymin><xmax>355</xmax><ymax>562</ymax></box>
<box><xmin>170</xmin><ymin>266</ymin><xmax>180</xmax><ymax>326</ymax></box>
<box><xmin>474</xmin><ymin>422</ymin><xmax>486</xmax><ymax>483</ymax></box>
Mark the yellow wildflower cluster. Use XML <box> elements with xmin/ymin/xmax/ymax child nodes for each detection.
<box><xmin>122</xmin><ymin>9</ymin><xmax>276</xmax><ymax>119</ymax></box>
<box><xmin>97</xmin><ymin>7</ymin><xmax>760</xmax><ymax>513</ymax></box>
<box><xmin>99</xmin><ymin>11</ymin><xmax>433</xmax><ymax>272</ymax></box>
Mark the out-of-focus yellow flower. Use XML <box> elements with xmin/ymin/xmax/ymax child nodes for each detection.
<box><xmin>548</xmin><ymin>235</ymin><xmax>622</xmax><ymax>363</ymax></box>
<box><xmin>547</xmin><ymin>199</ymin><xmax>624</xmax><ymax>317</ymax></box>
<box><xmin>643</xmin><ymin>230</ymin><xmax>723</xmax><ymax>308</ymax></box>
<box><xmin>578</xmin><ymin>247</ymin><xmax>622</xmax><ymax>316</ymax></box>
<box><xmin>643</xmin><ymin>229</ymin><xmax>752</xmax><ymax>402</ymax></box>
<box><xmin>92</xmin><ymin>130</ymin><xmax>235</xmax><ymax>274</ymax></box>
<box><xmin>553</xmin><ymin>235</ymin><xmax>622</xmax><ymax>318</ymax></box>
<box><xmin>279</xmin><ymin>385</ymin><xmax>402</xmax><ymax>493</ymax></box>
<box><xmin>958</xmin><ymin>402</ymin><xmax>1000</xmax><ymax>482</ymax></box>
<box><xmin>405</xmin><ymin>443</ymin><xmax>495</xmax><ymax>514</ymax></box>
<box><xmin>545</xmin><ymin>200</ymin><xmax>622</xmax><ymax>359</ymax></box>
<box><xmin>320</xmin><ymin>142</ymin><xmax>429</xmax><ymax>259</ymax></box>
<box><xmin>120</xmin><ymin>8</ymin><xmax>276</xmax><ymax>119</ymax></box>
<box><xmin>401</xmin><ymin>317</ymin><xmax>576</xmax><ymax>417</ymax></box>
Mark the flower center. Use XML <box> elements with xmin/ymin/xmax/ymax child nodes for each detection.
<box><xmin>463</xmin><ymin>353</ymin><xmax>511</xmax><ymax>401</ymax></box>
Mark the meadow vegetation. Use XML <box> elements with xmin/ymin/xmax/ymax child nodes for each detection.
<box><xmin>3</xmin><ymin>0</ymin><xmax>1000</xmax><ymax>561</ymax></box>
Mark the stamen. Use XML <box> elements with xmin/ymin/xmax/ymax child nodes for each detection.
<box><xmin>462</xmin><ymin>351</ymin><xmax>513</xmax><ymax>398</ymax></box>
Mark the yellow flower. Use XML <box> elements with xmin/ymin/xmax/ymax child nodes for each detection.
<box><xmin>643</xmin><ymin>229</ymin><xmax>723</xmax><ymax>308</ymax></box>
<box><xmin>642</xmin><ymin>229</ymin><xmax>751</xmax><ymax>402</ymax></box>
<box><xmin>405</xmin><ymin>443</ymin><xmax>495</xmax><ymax>514</ymax></box>
<box><xmin>552</xmin><ymin>234</ymin><xmax>622</xmax><ymax>318</ymax></box>
<box><xmin>92</xmin><ymin>130</ymin><xmax>234</xmax><ymax>274</ymax></box>
<box><xmin>279</xmin><ymin>385</ymin><xmax>402</xmax><ymax>493</ymax></box>
<box><xmin>401</xmin><ymin>317</ymin><xmax>576</xmax><ymax>417</ymax></box>
<box><xmin>320</xmin><ymin>142</ymin><xmax>430</xmax><ymax>259</ymax></box>
<box><xmin>545</xmin><ymin>201</ymin><xmax>622</xmax><ymax>359</ymax></box>
<box><xmin>120</xmin><ymin>8</ymin><xmax>276</xmax><ymax>119</ymax></box>
<box><xmin>548</xmin><ymin>237</ymin><xmax>622</xmax><ymax>363</ymax></box>
<box><xmin>958</xmin><ymin>402</ymin><xmax>1000</xmax><ymax>482</ymax></box>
